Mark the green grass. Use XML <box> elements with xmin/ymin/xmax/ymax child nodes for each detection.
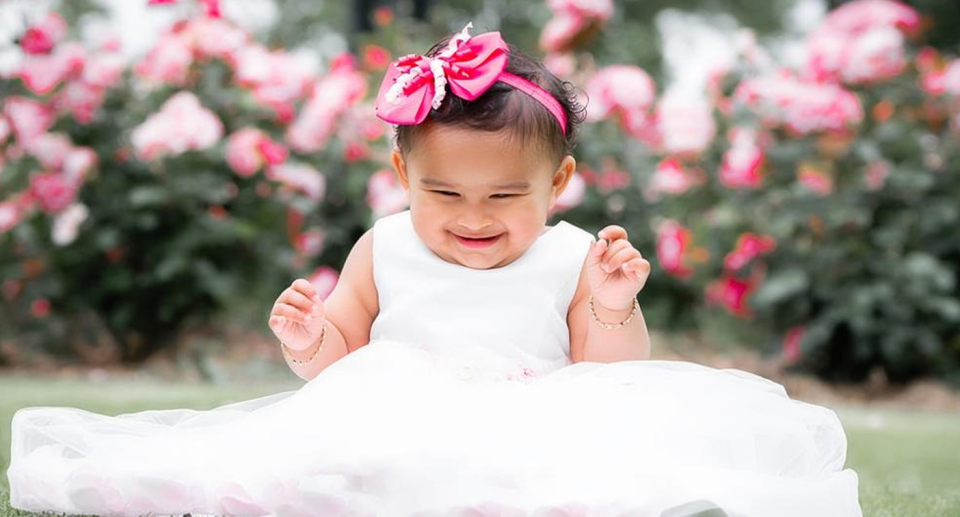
<box><xmin>0</xmin><ymin>374</ymin><xmax>959</xmax><ymax>516</ymax></box>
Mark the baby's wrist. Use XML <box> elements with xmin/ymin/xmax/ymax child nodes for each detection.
<box><xmin>588</xmin><ymin>295</ymin><xmax>640</xmax><ymax>330</ymax></box>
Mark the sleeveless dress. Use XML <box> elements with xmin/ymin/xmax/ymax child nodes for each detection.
<box><xmin>6</xmin><ymin>209</ymin><xmax>862</xmax><ymax>517</ymax></box>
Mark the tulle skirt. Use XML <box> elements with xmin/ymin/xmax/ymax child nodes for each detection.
<box><xmin>6</xmin><ymin>339</ymin><xmax>862</xmax><ymax>517</ymax></box>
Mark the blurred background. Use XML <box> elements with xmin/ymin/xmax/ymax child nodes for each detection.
<box><xmin>1</xmin><ymin>0</ymin><xmax>960</xmax><ymax>514</ymax></box>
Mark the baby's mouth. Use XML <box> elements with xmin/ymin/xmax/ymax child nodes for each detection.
<box><xmin>453</xmin><ymin>233</ymin><xmax>502</xmax><ymax>248</ymax></box>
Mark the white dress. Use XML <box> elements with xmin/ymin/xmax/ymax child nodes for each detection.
<box><xmin>6</xmin><ymin>209</ymin><xmax>862</xmax><ymax>517</ymax></box>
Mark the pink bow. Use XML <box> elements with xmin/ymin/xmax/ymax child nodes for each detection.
<box><xmin>375</xmin><ymin>23</ymin><xmax>509</xmax><ymax>126</ymax></box>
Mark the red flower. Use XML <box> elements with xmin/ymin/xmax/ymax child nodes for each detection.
<box><xmin>705</xmin><ymin>275</ymin><xmax>756</xmax><ymax>318</ymax></box>
<box><xmin>783</xmin><ymin>325</ymin><xmax>805</xmax><ymax>362</ymax></box>
<box><xmin>31</xmin><ymin>298</ymin><xmax>51</xmax><ymax>318</ymax></box>
<box><xmin>723</xmin><ymin>233</ymin><xmax>776</xmax><ymax>271</ymax></box>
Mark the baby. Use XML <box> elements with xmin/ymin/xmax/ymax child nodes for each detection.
<box><xmin>270</xmin><ymin>22</ymin><xmax>652</xmax><ymax>382</ymax></box>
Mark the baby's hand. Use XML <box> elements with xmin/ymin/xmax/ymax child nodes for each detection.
<box><xmin>586</xmin><ymin>225</ymin><xmax>651</xmax><ymax>311</ymax></box>
<box><xmin>268</xmin><ymin>278</ymin><xmax>326</xmax><ymax>351</ymax></box>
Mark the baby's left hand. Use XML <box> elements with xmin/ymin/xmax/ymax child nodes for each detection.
<box><xmin>586</xmin><ymin>225</ymin><xmax>651</xmax><ymax>311</ymax></box>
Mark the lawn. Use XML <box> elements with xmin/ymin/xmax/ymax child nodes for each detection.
<box><xmin>0</xmin><ymin>373</ymin><xmax>958</xmax><ymax>517</ymax></box>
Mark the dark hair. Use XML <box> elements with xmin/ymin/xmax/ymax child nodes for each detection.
<box><xmin>395</xmin><ymin>35</ymin><xmax>587</xmax><ymax>165</ymax></box>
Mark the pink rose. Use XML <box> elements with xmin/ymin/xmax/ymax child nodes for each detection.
<box><xmin>705</xmin><ymin>275</ymin><xmax>756</xmax><ymax>318</ymax></box>
<box><xmin>131</xmin><ymin>92</ymin><xmax>223</xmax><ymax>161</ymax></box>
<box><xmin>266</xmin><ymin>162</ymin><xmax>326</xmax><ymax>201</ymax></box>
<box><xmin>308</xmin><ymin>266</ymin><xmax>340</xmax><ymax>301</ymax></box>
<box><xmin>734</xmin><ymin>70</ymin><xmax>863</xmax><ymax>135</ymax></box>
<box><xmin>719</xmin><ymin>128</ymin><xmax>764</xmax><ymax>190</ymax></box>
<box><xmin>782</xmin><ymin>325</ymin><xmax>805</xmax><ymax>362</ymax></box>
<box><xmin>645</xmin><ymin>158</ymin><xmax>706</xmax><ymax>200</ymax></box>
<box><xmin>805</xmin><ymin>0</ymin><xmax>920</xmax><ymax>84</ymax></box>
<box><xmin>365</xmin><ymin>168</ymin><xmax>409</xmax><ymax>218</ymax></box>
<box><xmin>654</xmin><ymin>94</ymin><xmax>716</xmax><ymax>157</ymax></box>
<box><xmin>20</xmin><ymin>12</ymin><xmax>67</xmax><ymax>55</ymax></box>
<box><xmin>135</xmin><ymin>32</ymin><xmax>193</xmax><ymax>86</ymax></box>
<box><xmin>656</xmin><ymin>220</ymin><xmax>695</xmax><ymax>279</ymax></box>
<box><xmin>226</xmin><ymin>128</ymin><xmax>267</xmax><ymax>177</ymax></box>
<box><xmin>798</xmin><ymin>164</ymin><xmax>835</xmax><ymax>195</ymax></box>
<box><xmin>29</xmin><ymin>171</ymin><xmax>77</xmax><ymax>213</ymax></box>
<box><xmin>584</xmin><ymin>65</ymin><xmax>656</xmax><ymax>122</ymax></box>
<box><xmin>3</xmin><ymin>96</ymin><xmax>55</xmax><ymax>147</ymax></box>
<box><xmin>723</xmin><ymin>233</ymin><xmax>776</xmax><ymax>271</ymax></box>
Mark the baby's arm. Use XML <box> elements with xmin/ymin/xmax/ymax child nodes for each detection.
<box><xmin>282</xmin><ymin>228</ymin><xmax>379</xmax><ymax>381</ymax></box>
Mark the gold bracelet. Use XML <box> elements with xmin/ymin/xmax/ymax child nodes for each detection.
<box><xmin>280</xmin><ymin>323</ymin><xmax>327</xmax><ymax>365</ymax></box>
<box><xmin>588</xmin><ymin>295</ymin><xmax>640</xmax><ymax>330</ymax></box>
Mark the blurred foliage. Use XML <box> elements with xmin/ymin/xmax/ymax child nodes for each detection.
<box><xmin>2</xmin><ymin>0</ymin><xmax>960</xmax><ymax>386</ymax></box>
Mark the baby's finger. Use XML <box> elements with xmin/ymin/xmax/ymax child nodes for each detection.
<box><xmin>280</xmin><ymin>288</ymin><xmax>315</xmax><ymax>312</ymax></box>
<box><xmin>292</xmin><ymin>278</ymin><xmax>320</xmax><ymax>301</ymax></box>
<box><xmin>598</xmin><ymin>225</ymin><xmax>628</xmax><ymax>243</ymax></box>
<box><xmin>623</xmin><ymin>257</ymin><xmax>651</xmax><ymax>277</ymax></box>
<box><xmin>600</xmin><ymin>238</ymin><xmax>632</xmax><ymax>265</ymax></box>
<box><xmin>272</xmin><ymin>303</ymin><xmax>312</xmax><ymax>324</ymax></box>
<box><xmin>604</xmin><ymin>247</ymin><xmax>641</xmax><ymax>273</ymax></box>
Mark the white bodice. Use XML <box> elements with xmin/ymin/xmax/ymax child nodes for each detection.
<box><xmin>368</xmin><ymin>209</ymin><xmax>595</xmax><ymax>377</ymax></box>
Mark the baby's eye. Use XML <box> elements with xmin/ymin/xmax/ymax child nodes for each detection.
<box><xmin>490</xmin><ymin>194</ymin><xmax>514</xmax><ymax>199</ymax></box>
<box><xmin>433</xmin><ymin>191</ymin><xmax>459</xmax><ymax>197</ymax></box>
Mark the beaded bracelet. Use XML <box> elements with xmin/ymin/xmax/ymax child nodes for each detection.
<box><xmin>588</xmin><ymin>295</ymin><xmax>640</xmax><ymax>330</ymax></box>
<box><xmin>280</xmin><ymin>323</ymin><xmax>327</xmax><ymax>365</ymax></box>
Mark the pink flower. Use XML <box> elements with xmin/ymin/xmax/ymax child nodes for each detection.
<box><xmin>543</xmin><ymin>52</ymin><xmax>576</xmax><ymax>78</ymax></box>
<box><xmin>805</xmin><ymin>0</ymin><xmax>919</xmax><ymax>84</ymax></box>
<box><xmin>0</xmin><ymin>116</ymin><xmax>10</xmax><ymax>145</ymax></box>
<box><xmin>286</xmin><ymin>58</ymin><xmax>367</xmax><ymax>152</ymax></box>
<box><xmin>29</xmin><ymin>171</ymin><xmax>77</xmax><ymax>213</ymax></box>
<box><xmin>645</xmin><ymin>158</ymin><xmax>705</xmax><ymax>200</ymax></box>
<box><xmin>25</xmin><ymin>132</ymin><xmax>74</xmax><ymax>170</ymax></box>
<box><xmin>294</xmin><ymin>228</ymin><xmax>326</xmax><ymax>257</ymax></box>
<box><xmin>705</xmin><ymin>275</ymin><xmax>756</xmax><ymax>318</ymax></box>
<box><xmin>734</xmin><ymin>70</ymin><xmax>863</xmax><ymax>135</ymax></box>
<box><xmin>3</xmin><ymin>96</ymin><xmax>55</xmax><ymax>147</ymax></box>
<box><xmin>366</xmin><ymin>169</ymin><xmax>409</xmax><ymax>218</ymax></box>
<box><xmin>20</xmin><ymin>12</ymin><xmax>67</xmax><ymax>55</ymax></box>
<box><xmin>52</xmin><ymin>203</ymin><xmax>89</xmax><ymax>246</ymax></box>
<box><xmin>225</xmin><ymin>127</ymin><xmax>286</xmax><ymax>177</ymax></box>
<box><xmin>719</xmin><ymin>128</ymin><xmax>764</xmax><ymax>190</ymax></box>
<box><xmin>362</xmin><ymin>45</ymin><xmax>391</xmax><ymax>71</ymax></box>
<box><xmin>584</xmin><ymin>65</ymin><xmax>656</xmax><ymax>123</ymax></box>
<box><xmin>131</xmin><ymin>92</ymin><xmax>223</xmax><ymax>161</ymax></box>
<box><xmin>782</xmin><ymin>325</ymin><xmax>805</xmax><ymax>362</ymax></box>
<box><xmin>343</xmin><ymin>141</ymin><xmax>369</xmax><ymax>163</ymax></box>
<box><xmin>552</xmin><ymin>171</ymin><xmax>585</xmax><ymax>213</ymax></box>
<box><xmin>864</xmin><ymin>160</ymin><xmax>891</xmax><ymax>190</ymax></box>
<box><xmin>137</xmin><ymin>31</ymin><xmax>193</xmax><ymax>86</ymax></box>
<box><xmin>723</xmin><ymin>233</ymin><xmax>776</xmax><ymax>271</ymax></box>
<box><xmin>656</xmin><ymin>220</ymin><xmax>695</xmax><ymax>279</ymax></box>
<box><xmin>56</xmin><ymin>80</ymin><xmax>106</xmax><ymax>124</ymax></box>
<box><xmin>308</xmin><ymin>266</ymin><xmax>340</xmax><ymax>301</ymax></box>
<box><xmin>62</xmin><ymin>147</ymin><xmax>98</xmax><ymax>184</ymax></box>
<box><xmin>596</xmin><ymin>169</ymin><xmax>630</xmax><ymax>194</ymax></box>
<box><xmin>0</xmin><ymin>201</ymin><xmax>25</xmax><ymax>233</ymax></box>
<box><xmin>233</xmin><ymin>44</ymin><xmax>318</xmax><ymax>121</ymax></box>
<box><xmin>654</xmin><ymin>94</ymin><xmax>716</xmax><ymax>157</ymax></box>
<box><xmin>540</xmin><ymin>0</ymin><xmax>613</xmax><ymax>53</ymax></box>
<box><xmin>797</xmin><ymin>164</ymin><xmax>835</xmax><ymax>195</ymax></box>
<box><xmin>183</xmin><ymin>17</ymin><xmax>248</xmax><ymax>59</ymax></box>
<box><xmin>266</xmin><ymin>162</ymin><xmax>326</xmax><ymax>201</ymax></box>
<box><xmin>943</xmin><ymin>60</ymin><xmax>960</xmax><ymax>96</ymax></box>
<box><xmin>16</xmin><ymin>42</ymin><xmax>86</xmax><ymax>95</ymax></box>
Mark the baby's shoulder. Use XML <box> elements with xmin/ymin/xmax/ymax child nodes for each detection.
<box><xmin>323</xmin><ymin>228</ymin><xmax>379</xmax><ymax>352</ymax></box>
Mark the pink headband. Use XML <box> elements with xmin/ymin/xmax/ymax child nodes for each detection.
<box><xmin>374</xmin><ymin>22</ymin><xmax>568</xmax><ymax>135</ymax></box>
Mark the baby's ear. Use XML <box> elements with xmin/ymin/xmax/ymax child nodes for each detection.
<box><xmin>391</xmin><ymin>148</ymin><xmax>410</xmax><ymax>190</ymax></box>
<box><xmin>551</xmin><ymin>155</ymin><xmax>577</xmax><ymax>194</ymax></box>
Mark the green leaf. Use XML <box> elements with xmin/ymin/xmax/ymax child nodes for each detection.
<box><xmin>753</xmin><ymin>268</ymin><xmax>809</xmax><ymax>305</ymax></box>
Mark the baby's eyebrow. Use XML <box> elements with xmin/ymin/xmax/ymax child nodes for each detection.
<box><xmin>420</xmin><ymin>178</ymin><xmax>531</xmax><ymax>190</ymax></box>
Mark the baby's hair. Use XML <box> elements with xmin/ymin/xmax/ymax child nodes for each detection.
<box><xmin>395</xmin><ymin>35</ymin><xmax>587</xmax><ymax>165</ymax></box>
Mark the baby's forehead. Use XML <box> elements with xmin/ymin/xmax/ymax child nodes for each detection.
<box><xmin>408</xmin><ymin>126</ymin><xmax>557</xmax><ymax>174</ymax></box>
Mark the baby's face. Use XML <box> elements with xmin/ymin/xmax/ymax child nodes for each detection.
<box><xmin>391</xmin><ymin>125</ymin><xmax>575</xmax><ymax>270</ymax></box>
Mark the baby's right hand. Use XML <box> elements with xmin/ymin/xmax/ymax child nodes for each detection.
<box><xmin>269</xmin><ymin>278</ymin><xmax>326</xmax><ymax>351</ymax></box>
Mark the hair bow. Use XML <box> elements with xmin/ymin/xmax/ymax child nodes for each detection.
<box><xmin>374</xmin><ymin>22</ymin><xmax>568</xmax><ymax>134</ymax></box>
